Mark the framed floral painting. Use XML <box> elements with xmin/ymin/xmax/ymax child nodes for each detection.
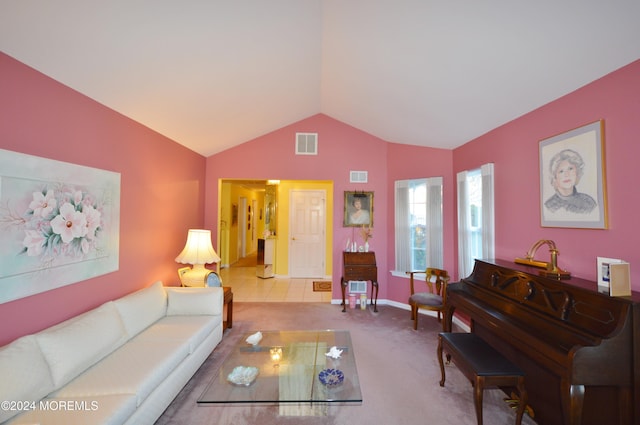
<box><xmin>0</xmin><ymin>149</ymin><xmax>120</xmax><ymax>304</ymax></box>
<box><xmin>539</xmin><ymin>120</ymin><xmax>607</xmax><ymax>229</ymax></box>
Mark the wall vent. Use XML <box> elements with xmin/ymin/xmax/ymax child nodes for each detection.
<box><xmin>348</xmin><ymin>280</ymin><xmax>367</xmax><ymax>294</ymax></box>
<box><xmin>295</xmin><ymin>133</ymin><xmax>318</xmax><ymax>155</ymax></box>
<box><xmin>350</xmin><ymin>170</ymin><xmax>368</xmax><ymax>183</ymax></box>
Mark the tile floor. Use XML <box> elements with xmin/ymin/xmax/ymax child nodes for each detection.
<box><xmin>218</xmin><ymin>265</ymin><xmax>333</xmax><ymax>303</ymax></box>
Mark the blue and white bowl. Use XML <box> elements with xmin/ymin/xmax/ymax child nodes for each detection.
<box><xmin>318</xmin><ymin>368</ymin><xmax>344</xmax><ymax>387</ymax></box>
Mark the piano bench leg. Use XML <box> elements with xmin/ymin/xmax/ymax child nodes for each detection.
<box><xmin>438</xmin><ymin>332</ymin><xmax>527</xmax><ymax>425</ymax></box>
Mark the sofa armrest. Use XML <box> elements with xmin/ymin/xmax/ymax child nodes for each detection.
<box><xmin>165</xmin><ymin>287</ymin><xmax>223</xmax><ymax>316</ymax></box>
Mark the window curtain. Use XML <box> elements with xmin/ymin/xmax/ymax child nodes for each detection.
<box><xmin>481</xmin><ymin>163</ymin><xmax>495</xmax><ymax>261</ymax></box>
<box><xmin>427</xmin><ymin>177</ymin><xmax>443</xmax><ymax>269</ymax></box>
<box><xmin>457</xmin><ymin>163</ymin><xmax>495</xmax><ymax>278</ymax></box>
<box><xmin>395</xmin><ymin>180</ymin><xmax>411</xmax><ymax>272</ymax></box>
<box><xmin>457</xmin><ymin>170</ymin><xmax>471</xmax><ymax>278</ymax></box>
<box><xmin>395</xmin><ymin>177</ymin><xmax>443</xmax><ymax>272</ymax></box>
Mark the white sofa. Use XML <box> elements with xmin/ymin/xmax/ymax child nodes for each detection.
<box><xmin>0</xmin><ymin>281</ymin><xmax>224</xmax><ymax>425</ymax></box>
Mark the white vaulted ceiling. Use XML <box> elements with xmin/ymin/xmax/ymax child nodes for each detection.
<box><xmin>1</xmin><ymin>1</ymin><xmax>639</xmax><ymax>156</ymax></box>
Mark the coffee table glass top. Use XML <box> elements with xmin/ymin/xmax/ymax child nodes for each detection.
<box><xmin>198</xmin><ymin>330</ymin><xmax>362</xmax><ymax>405</ymax></box>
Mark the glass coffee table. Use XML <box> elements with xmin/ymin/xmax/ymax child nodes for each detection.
<box><xmin>198</xmin><ymin>330</ymin><xmax>362</xmax><ymax>410</ymax></box>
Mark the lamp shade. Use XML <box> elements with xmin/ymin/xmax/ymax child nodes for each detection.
<box><xmin>175</xmin><ymin>229</ymin><xmax>220</xmax><ymax>265</ymax></box>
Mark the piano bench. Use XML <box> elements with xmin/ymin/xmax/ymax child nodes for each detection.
<box><xmin>437</xmin><ymin>332</ymin><xmax>528</xmax><ymax>425</ymax></box>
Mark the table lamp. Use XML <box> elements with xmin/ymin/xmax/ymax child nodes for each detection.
<box><xmin>175</xmin><ymin>229</ymin><xmax>220</xmax><ymax>287</ymax></box>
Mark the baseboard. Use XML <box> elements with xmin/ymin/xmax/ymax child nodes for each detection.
<box><xmin>330</xmin><ymin>298</ymin><xmax>470</xmax><ymax>332</ymax></box>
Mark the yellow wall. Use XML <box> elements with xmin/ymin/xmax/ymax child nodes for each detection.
<box><xmin>218</xmin><ymin>181</ymin><xmax>262</xmax><ymax>267</ymax></box>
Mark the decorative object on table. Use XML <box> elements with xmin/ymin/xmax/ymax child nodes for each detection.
<box><xmin>175</xmin><ymin>229</ymin><xmax>220</xmax><ymax>287</ymax></box>
<box><xmin>539</xmin><ymin>120</ymin><xmax>607</xmax><ymax>229</ymax></box>
<box><xmin>359</xmin><ymin>224</ymin><xmax>373</xmax><ymax>252</ymax></box>
<box><xmin>205</xmin><ymin>271</ymin><xmax>223</xmax><ymax>287</ymax></box>
<box><xmin>245</xmin><ymin>331</ymin><xmax>263</xmax><ymax>345</ymax></box>
<box><xmin>343</xmin><ymin>191</ymin><xmax>373</xmax><ymax>227</ymax></box>
<box><xmin>325</xmin><ymin>346</ymin><xmax>343</xmax><ymax>359</ymax></box>
<box><xmin>0</xmin><ymin>148</ymin><xmax>121</xmax><ymax>304</ymax></box>
<box><xmin>318</xmin><ymin>368</ymin><xmax>344</xmax><ymax>387</ymax></box>
<box><xmin>227</xmin><ymin>366</ymin><xmax>259</xmax><ymax>386</ymax></box>
<box><xmin>270</xmin><ymin>347</ymin><xmax>282</xmax><ymax>366</ymax></box>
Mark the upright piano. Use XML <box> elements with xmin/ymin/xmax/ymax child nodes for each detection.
<box><xmin>444</xmin><ymin>259</ymin><xmax>639</xmax><ymax>425</ymax></box>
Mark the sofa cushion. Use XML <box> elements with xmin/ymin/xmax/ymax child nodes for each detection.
<box><xmin>0</xmin><ymin>335</ymin><xmax>56</xmax><ymax>423</ymax></box>
<box><xmin>134</xmin><ymin>315</ymin><xmax>219</xmax><ymax>354</ymax></box>
<box><xmin>113</xmin><ymin>281</ymin><xmax>168</xmax><ymax>338</ymax></box>
<box><xmin>165</xmin><ymin>286</ymin><xmax>222</xmax><ymax>316</ymax></box>
<box><xmin>35</xmin><ymin>302</ymin><xmax>127</xmax><ymax>388</ymax></box>
<box><xmin>4</xmin><ymin>394</ymin><xmax>137</xmax><ymax>425</ymax></box>
<box><xmin>55</xmin><ymin>337</ymin><xmax>190</xmax><ymax>407</ymax></box>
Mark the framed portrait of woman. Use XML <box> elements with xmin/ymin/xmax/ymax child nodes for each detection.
<box><xmin>344</xmin><ymin>191</ymin><xmax>373</xmax><ymax>227</ymax></box>
<box><xmin>539</xmin><ymin>120</ymin><xmax>607</xmax><ymax>229</ymax></box>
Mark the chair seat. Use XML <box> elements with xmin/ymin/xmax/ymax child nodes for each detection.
<box><xmin>409</xmin><ymin>292</ymin><xmax>442</xmax><ymax>306</ymax></box>
<box><xmin>407</xmin><ymin>267</ymin><xmax>450</xmax><ymax>331</ymax></box>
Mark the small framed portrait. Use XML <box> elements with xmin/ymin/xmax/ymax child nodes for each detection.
<box><xmin>344</xmin><ymin>191</ymin><xmax>373</xmax><ymax>227</ymax></box>
<box><xmin>539</xmin><ymin>120</ymin><xmax>607</xmax><ymax>229</ymax></box>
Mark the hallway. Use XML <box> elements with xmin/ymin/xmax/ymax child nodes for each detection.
<box><xmin>217</xmin><ymin>261</ymin><xmax>333</xmax><ymax>303</ymax></box>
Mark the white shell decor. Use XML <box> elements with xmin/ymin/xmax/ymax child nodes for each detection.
<box><xmin>227</xmin><ymin>366</ymin><xmax>259</xmax><ymax>386</ymax></box>
<box><xmin>325</xmin><ymin>346</ymin><xmax>343</xmax><ymax>359</ymax></box>
<box><xmin>245</xmin><ymin>331</ymin><xmax>263</xmax><ymax>345</ymax></box>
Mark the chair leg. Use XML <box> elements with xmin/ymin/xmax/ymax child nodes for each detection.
<box><xmin>413</xmin><ymin>308</ymin><xmax>419</xmax><ymax>330</ymax></box>
<box><xmin>437</xmin><ymin>334</ymin><xmax>446</xmax><ymax>387</ymax></box>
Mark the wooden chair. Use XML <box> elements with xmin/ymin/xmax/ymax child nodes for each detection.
<box><xmin>407</xmin><ymin>268</ymin><xmax>450</xmax><ymax>330</ymax></box>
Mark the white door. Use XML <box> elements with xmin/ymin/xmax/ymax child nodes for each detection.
<box><xmin>289</xmin><ymin>190</ymin><xmax>326</xmax><ymax>278</ymax></box>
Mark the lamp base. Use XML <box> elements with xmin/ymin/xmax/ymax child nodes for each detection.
<box><xmin>178</xmin><ymin>264</ymin><xmax>210</xmax><ymax>287</ymax></box>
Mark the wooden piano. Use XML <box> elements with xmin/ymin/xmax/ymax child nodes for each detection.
<box><xmin>444</xmin><ymin>259</ymin><xmax>639</xmax><ymax>425</ymax></box>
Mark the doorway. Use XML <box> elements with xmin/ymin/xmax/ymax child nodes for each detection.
<box><xmin>289</xmin><ymin>189</ymin><xmax>326</xmax><ymax>278</ymax></box>
<box><xmin>218</xmin><ymin>179</ymin><xmax>332</xmax><ymax>276</ymax></box>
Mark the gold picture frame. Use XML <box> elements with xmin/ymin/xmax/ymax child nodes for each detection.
<box><xmin>539</xmin><ymin>120</ymin><xmax>607</xmax><ymax>229</ymax></box>
<box><xmin>344</xmin><ymin>191</ymin><xmax>373</xmax><ymax>227</ymax></box>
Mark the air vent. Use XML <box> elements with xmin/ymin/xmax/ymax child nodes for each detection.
<box><xmin>348</xmin><ymin>280</ymin><xmax>367</xmax><ymax>294</ymax></box>
<box><xmin>296</xmin><ymin>133</ymin><xmax>318</xmax><ymax>155</ymax></box>
<box><xmin>350</xmin><ymin>170</ymin><xmax>368</xmax><ymax>183</ymax></box>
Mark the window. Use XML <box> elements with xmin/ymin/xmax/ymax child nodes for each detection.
<box><xmin>457</xmin><ymin>163</ymin><xmax>495</xmax><ymax>278</ymax></box>
<box><xmin>395</xmin><ymin>177</ymin><xmax>443</xmax><ymax>273</ymax></box>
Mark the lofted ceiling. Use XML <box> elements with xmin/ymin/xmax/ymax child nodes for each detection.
<box><xmin>1</xmin><ymin>1</ymin><xmax>639</xmax><ymax>157</ymax></box>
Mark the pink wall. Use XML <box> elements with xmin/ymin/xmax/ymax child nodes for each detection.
<box><xmin>385</xmin><ymin>143</ymin><xmax>455</xmax><ymax>301</ymax></box>
<box><xmin>1</xmin><ymin>51</ymin><xmax>637</xmax><ymax>345</ymax></box>
<box><xmin>204</xmin><ymin>114</ymin><xmax>457</xmax><ymax>302</ymax></box>
<box><xmin>205</xmin><ymin>115</ymin><xmax>392</xmax><ymax>299</ymax></box>
<box><xmin>0</xmin><ymin>53</ymin><xmax>206</xmax><ymax>346</ymax></box>
<box><xmin>454</xmin><ymin>59</ymin><xmax>640</xmax><ymax>287</ymax></box>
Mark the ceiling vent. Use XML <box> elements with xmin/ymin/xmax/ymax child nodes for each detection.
<box><xmin>296</xmin><ymin>133</ymin><xmax>318</xmax><ymax>155</ymax></box>
<box><xmin>350</xmin><ymin>170</ymin><xmax>368</xmax><ymax>183</ymax></box>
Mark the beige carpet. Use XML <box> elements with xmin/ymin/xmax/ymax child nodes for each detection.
<box><xmin>155</xmin><ymin>303</ymin><xmax>537</xmax><ymax>425</ymax></box>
